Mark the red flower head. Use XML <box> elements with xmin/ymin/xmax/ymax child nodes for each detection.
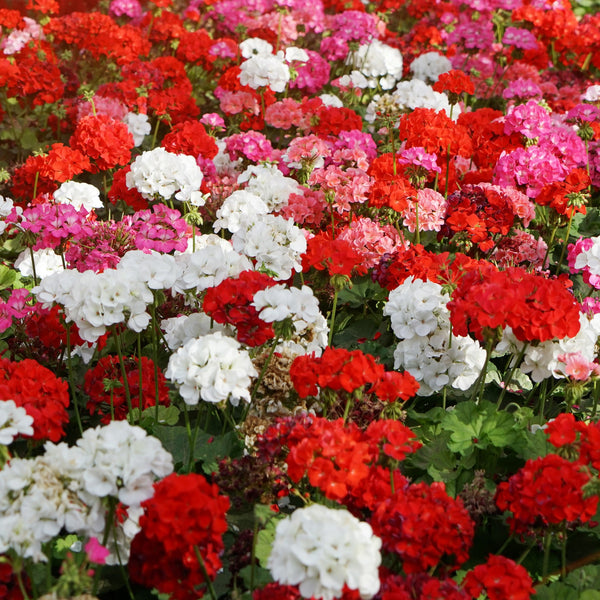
<box><xmin>495</xmin><ymin>454</ymin><xmax>598</xmax><ymax>533</ymax></box>
<box><xmin>370</xmin><ymin>482</ymin><xmax>475</xmax><ymax>574</ymax></box>
<box><xmin>70</xmin><ymin>114</ymin><xmax>134</xmax><ymax>173</ymax></box>
<box><xmin>433</xmin><ymin>69</ymin><xmax>475</xmax><ymax>97</ymax></box>
<box><xmin>0</xmin><ymin>357</ymin><xmax>69</xmax><ymax>442</ymax></box>
<box><xmin>448</xmin><ymin>266</ymin><xmax>581</xmax><ymax>344</ymax></box>
<box><xmin>129</xmin><ymin>473</ymin><xmax>230</xmax><ymax>600</ymax></box>
<box><xmin>462</xmin><ymin>555</ymin><xmax>535</xmax><ymax>600</ymax></box>
<box><xmin>84</xmin><ymin>355</ymin><xmax>171</xmax><ymax>423</ymax></box>
<box><xmin>202</xmin><ymin>271</ymin><xmax>277</xmax><ymax>347</ymax></box>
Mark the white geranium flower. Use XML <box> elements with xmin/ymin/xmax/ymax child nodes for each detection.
<box><xmin>165</xmin><ymin>332</ymin><xmax>257</xmax><ymax>406</ymax></box>
<box><xmin>268</xmin><ymin>504</ymin><xmax>382</xmax><ymax>600</ymax></box>
<box><xmin>53</xmin><ymin>181</ymin><xmax>103</xmax><ymax>211</ymax></box>
<box><xmin>0</xmin><ymin>400</ymin><xmax>34</xmax><ymax>445</ymax></box>
<box><xmin>239</xmin><ymin>37</ymin><xmax>273</xmax><ymax>58</ymax></box>
<box><xmin>410</xmin><ymin>51</ymin><xmax>452</xmax><ymax>83</ymax></box>
<box><xmin>123</xmin><ymin>112</ymin><xmax>151</xmax><ymax>146</ymax></box>
<box><xmin>126</xmin><ymin>147</ymin><xmax>204</xmax><ymax>205</ymax></box>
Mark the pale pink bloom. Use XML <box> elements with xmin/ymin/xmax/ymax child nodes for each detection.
<box><xmin>77</xmin><ymin>96</ymin><xmax>128</xmax><ymax>122</ymax></box>
<box><xmin>402</xmin><ymin>188</ymin><xmax>447</xmax><ymax>233</ymax></box>
<box><xmin>216</xmin><ymin>90</ymin><xmax>260</xmax><ymax>116</ymax></box>
<box><xmin>284</xmin><ymin>135</ymin><xmax>331</xmax><ymax>170</ymax></box>
<box><xmin>200</xmin><ymin>113</ymin><xmax>225</xmax><ymax>129</ymax></box>
<box><xmin>557</xmin><ymin>352</ymin><xmax>600</xmax><ymax>381</ymax></box>
<box><xmin>338</xmin><ymin>218</ymin><xmax>404</xmax><ymax>268</ymax></box>
<box><xmin>265</xmin><ymin>98</ymin><xmax>304</xmax><ymax>129</ymax></box>
<box><xmin>330</xmin><ymin>147</ymin><xmax>370</xmax><ymax>171</ymax></box>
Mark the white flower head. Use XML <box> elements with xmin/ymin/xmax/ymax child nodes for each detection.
<box><xmin>239</xmin><ymin>37</ymin><xmax>274</xmax><ymax>58</ymax></box>
<box><xmin>214</xmin><ymin>190</ymin><xmax>269</xmax><ymax>234</ymax></box>
<box><xmin>53</xmin><ymin>181</ymin><xmax>102</xmax><ymax>211</ymax></box>
<box><xmin>123</xmin><ymin>112</ymin><xmax>151</xmax><ymax>146</ymax></box>
<box><xmin>0</xmin><ymin>400</ymin><xmax>34</xmax><ymax>445</ymax></box>
<box><xmin>268</xmin><ymin>504</ymin><xmax>382</xmax><ymax>600</ymax></box>
<box><xmin>239</xmin><ymin>53</ymin><xmax>291</xmax><ymax>93</ymax></box>
<box><xmin>126</xmin><ymin>147</ymin><xmax>204</xmax><ymax>205</ymax></box>
<box><xmin>165</xmin><ymin>332</ymin><xmax>257</xmax><ymax>406</ymax></box>
<box><xmin>346</xmin><ymin>39</ymin><xmax>403</xmax><ymax>90</ymax></box>
<box><xmin>410</xmin><ymin>51</ymin><xmax>452</xmax><ymax>83</ymax></box>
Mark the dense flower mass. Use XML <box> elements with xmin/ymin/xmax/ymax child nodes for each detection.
<box><xmin>2</xmin><ymin>0</ymin><xmax>600</xmax><ymax>598</ymax></box>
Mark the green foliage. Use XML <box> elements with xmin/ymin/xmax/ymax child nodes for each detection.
<box><xmin>536</xmin><ymin>565</ymin><xmax>600</xmax><ymax>599</ymax></box>
<box><xmin>406</xmin><ymin>401</ymin><xmax>550</xmax><ymax>495</ymax></box>
<box><xmin>152</xmin><ymin>425</ymin><xmax>243</xmax><ymax>473</ymax></box>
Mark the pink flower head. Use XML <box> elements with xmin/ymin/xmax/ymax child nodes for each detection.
<box><xmin>85</xmin><ymin>537</ymin><xmax>110</xmax><ymax>565</ymax></box>
<box><xmin>402</xmin><ymin>188</ymin><xmax>447</xmax><ymax>233</ymax></box>
<box><xmin>398</xmin><ymin>147</ymin><xmax>441</xmax><ymax>173</ymax></box>
<box><xmin>582</xmin><ymin>297</ymin><xmax>600</xmax><ymax>316</ymax></box>
<box><xmin>504</xmin><ymin>100</ymin><xmax>553</xmax><ymax>139</ymax></box>
<box><xmin>502</xmin><ymin>27</ymin><xmax>539</xmax><ymax>51</ymax></box>
<box><xmin>200</xmin><ymin>113</ymin><xmax>225</xmax><ymax>129</ymax></box>
<box><xmin>109</xmin><ymin>0</ymin><xmax>143</xmax><ymax>19</ymax></box>
<box><xmin>503</xmin><ymin>79</ymin><xmax>543</xmax><ymax>101</ymax></box>
<box><xmin>557</xmin><ymin>352</ymin><xmax>600</xmax><ymax>381</ymax></box>
<box><xmin>225</xmin><ymin>132</ymin><xmax>274</xmax><ymax>163</ymax></box>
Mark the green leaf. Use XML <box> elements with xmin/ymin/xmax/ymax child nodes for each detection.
<box><xmin>254</xmin><ymin>504</ymin><xmax>285</xmax><ymax>568</ymax></box>
<box><xmin>197</xmin><ymin>430</ymin><xmax>244</xmax><ymax>475</ymax></box>
<box><xmin>54</xmin><ymin>535</ymin><xmax>80</xmax><ymax>559</ymax></box>
<box><xmin>336</xmin><ymin>277</ymin><xmax>387</xmax><ymax>308</ymax></box>
<box><xmin>572</xmin><ymin>207</ymin><xmax>600</xmax><ymax>238</ymax></box>
<box><xmin>0</xmin><ymin>266</ymin><xmax>17</xmax><ymax>290</ymax></box>
<box><xmin>20</xmin><ymin>128</ymin><xmax>41</xmax><ymax>150</ymax></box>
<box><xmin>238</xmin><ymin>564</ymin><xmax>273</xmax><ymax>590</ymax></box>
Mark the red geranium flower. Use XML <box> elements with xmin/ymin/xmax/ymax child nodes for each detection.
<box><xmin>0</xmin><ymin>357</ymin><xmax>69</xmax><ymax>442</ymax></box>
<box><xmin>462</xmin><ymin>555</ymin><xmax>535</xmax><ymax>600</ymax></box>
<box><xmin>129</xmin><ymin>473</ymin><xmax>230</xmax><ymax>600</ymax></box>
<box><xmin>84</xmin><ymin>355</ymin><xmax>170</xmax><ymax>423</ymax></box>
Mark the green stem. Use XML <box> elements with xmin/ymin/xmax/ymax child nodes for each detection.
<box><xmin>470</xmin><ymin>336</ymin><xmax>493</xmax><ymax>404</ymax></box>
<box><xmin>93</xmin><ymin>500</ymin><xmax>116</xmax><ymax>596</ymax></box>
<box><xmin>497</xmin><ymin>342</ymin><xmax>529</xmax><ymax>409</ymax></box>
<box><xmin>182</xmin><ymin>402</ymin><xmax>195</xmax><ymax>472</ymax></box>
<box><xmin>328</xmin><ymin>289</ymin><xmax>339</xmax><ymax>347</ymax></box>
<box><xmin>414</xmin><ymin>200</ymin><xmax>420</xmax><ymax>245</ymax></box>
<box><xmin>137</xmin><ymin>333</ymin><xmax>144</xmax><ymax>412</ymax></box>
<box><xmin>542</xmin><ymin>532</ymin><xmax>552</xmax><ymax>584</ymax></box>
<box><xmin>65</xmin><ymin>325</ymin><xmax>83</xmax><ymax>436</ymax></box>
<box><xmin>342</xmin><ymin>394</ymin><xmax>353</xmax><ymax>423</ymax></box>
<box><xmin>150</xmin><ymin>301</ymin><xmax>161</xmax><ymax>424</ymax></box>
<box><xmin>187</xmin><ymin>406</ymin><xmax>203</xmax><ymax>475</ymax></box>
<box><xmin>15</xmin><ymin>567</ymin><xmax>30</xmax><ymax>600</ymax></box>
<box><xmin>28</xmin><ymin>247</ymin><xmax>38</xmax><ymax>287</ymax></box>
<box><xmin>496</xmin><ymin>533</ymin><xmax>514</xmax><ymax>556</ymax></box>
<box><xmin>537</xmin><ymin>378</ymin><xmax>549</xmax><ymax>419</ymax></box>
<box><xmin>516</xmin><ymin>539</ymin><xmax>536</xmax><ymax>565</ymax></box>
<box><xmin>592</xmin><ymin>379</ymin><xmax>599</xmax><ymax>420</ymax></box>
<box><xmin>561</xmin><ymin>523</ymin><xmax>568</xmax><ymax>580</ymax></box>
<box><xmin>555</xmin><ymin>210</ymin><xmax>575</xmax><ymax>275</ymax></box>
<box><xmin>194</xmin><ymin>546</ymin><xmax>218</xmax><ymax>600</ymax></box>
<box><xmin>542</xmin><ymin>223</ymin><xmax>559</xmax><ymax>270</ymax></box>
<box><xmin>114</xmin><ymin>328</ymin><xmax>133</xmax><ymax>419</ymax></box>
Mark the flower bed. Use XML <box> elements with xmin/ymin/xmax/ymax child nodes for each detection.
<box><xmin>1</xmin><ymin>0</ymin><xmax>600</xmax><ymax>599</ymax></box>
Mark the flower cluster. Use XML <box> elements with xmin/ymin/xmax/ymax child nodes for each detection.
<box><xmin>165</xmin><ymin>332</ymin><xmax>257</xmax><ymax>406</ymax></box>
<box><xmin>129</xmin><ymin>473</ymin><xmax>230</xmax><ymax>600</ymax></box>
<box><xmin>268</xmin><ymin>504</ymin><xmax>382</xmax><ymax>600</ymax></box>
